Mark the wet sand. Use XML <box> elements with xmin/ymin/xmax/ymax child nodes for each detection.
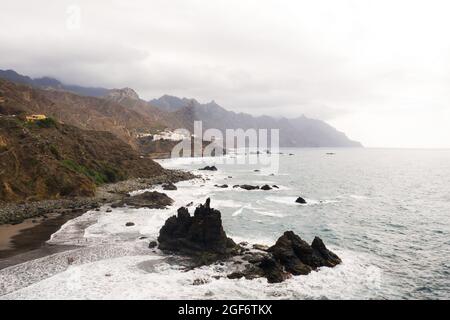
<box><xmin>0</xmin><ymin>210</ymin><xmax>84</xmax><ymax>268</ymax></box>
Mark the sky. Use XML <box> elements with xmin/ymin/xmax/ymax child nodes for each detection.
<box><xmin>0</xmin><ymin>0</ymin><xmax>449</xmax><ymax>148</ymax></box>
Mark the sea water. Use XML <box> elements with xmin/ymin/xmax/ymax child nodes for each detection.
<box><xmin>0</xmin><ymin>148</ymin><xmax>449</xmax><ymax>299</ymax></box>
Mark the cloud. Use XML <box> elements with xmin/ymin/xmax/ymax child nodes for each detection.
<box><xmin>0</xmin><ymin>0</ymin><xmax>449</xmax><ymax>147</ymax></box>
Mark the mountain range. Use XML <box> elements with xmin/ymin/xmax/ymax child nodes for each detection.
<box><xmin>0</xmin><ymin>69</ymin><xmax>362</xmax><ymax>149</ymax></box>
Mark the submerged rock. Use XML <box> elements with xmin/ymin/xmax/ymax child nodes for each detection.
<box><xmin>252</xmin><ymin>244</ymin><xmax>269</xmax><ymax>251</ymax></box>
<box><xmin>295</xmin><ymin>197</ymin><xmax>307</xmax><ymax>204</ymax></box>
<box><xmin>237</xmin><ymin>185</ymin><xmax>260</xmax><ymax>191</ymax></box>
<box><xmin>148</xmin><ymin>241</ymin><xmax>158</xmax><ymax>248</ymax></box>
<box><xmin>162</xmin><ymin>182</ymin><xmax>177</xmax><ymax>190</ymax></box>
<box><xmin>157</xmin><ymin>198</ymin><xmax>238</xmax><ymax>264</ymax></box>
<box><xmin>115</xmin><ymin>191</ymin><xmax>173</xmax><ymax>209</ymax></box>
<box><xmin>214</xmin><ymin>184</ymin><xmax>229</xmax><ymax>188</ymax></box>
<box><xmin>199</xmin><ymin>165</ymin><xmax>218</xmax><ymax>171</ymax></box>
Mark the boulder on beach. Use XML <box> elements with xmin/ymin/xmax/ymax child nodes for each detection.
<box><xmin>295</xmin><ymin>197</ymin><xmax>307</xmax><ymax>204</ymax></box>
<box><xmin>162</xmin><ymin>182</ymin><xmax>177</xmax><ymax>191</ymax></box>
<box><xmin>157</xmin><ymin>198</ymin><xmax>238</xmax><ymax>263</ymax></box>
<box><xmin>115</xmin><ymin>191</ymin><xmax>174</xmax><ymax>209</ymax></box>
<box><xmin>199</xmin><ymin>165</ymin><xmax>218</xmax><ymax>171</ymax></box>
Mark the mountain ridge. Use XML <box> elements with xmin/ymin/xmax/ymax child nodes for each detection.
<box><xmin>149</xmin><ymin>95</ymin><xmax>362</xmax><ymax>148</ymax></box>
<box><xmin>0</xmin><ymin>69</ymin><xmax>362</xmax><ymax>148</ymax></box>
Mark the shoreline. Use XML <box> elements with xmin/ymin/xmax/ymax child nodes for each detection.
<box><xmin>0</xmin><ymin>169</ymin><xmax>196</xmax><ymax>267</ymax></box>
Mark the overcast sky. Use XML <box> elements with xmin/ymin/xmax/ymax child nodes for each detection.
<box><xmin>1</xmin><ymin>0</ymin><xmax>449</xmax><ymax>148</ymax></box>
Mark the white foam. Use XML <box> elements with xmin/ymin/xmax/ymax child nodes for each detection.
<box><xmin>0</xmin><ymin>250</ymin><xmax>383</xmax><ymax>300</ymax></box>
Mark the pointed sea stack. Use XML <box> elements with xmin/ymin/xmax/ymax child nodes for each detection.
<box><xmin>158</xmin><ymin>198</ymin><xmax>238</xmax><ymax>264</ymax></box>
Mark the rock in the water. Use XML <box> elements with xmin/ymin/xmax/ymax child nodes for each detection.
<box><xmin>260</xmin><ymin>185</ymin><xmax>272</xmax><ymax>191</ymax></box>
<box><xmin>162</xmin><ymin>182</ymin><xmax>177</xmax><ymax>190</ymax></box>
<box><xmin>258</xmin><ymin>257</ymin><xmax>290</xmax><ymax>283</ymax></box>
<box><xmin>268</xmin><ymin>231</ymin><xmax>341</xmax><ymax>275</ymax></box>
<box><xmin>148</xmin><ymin>241</ymin><xmax>158</xmax><ymax>248</ymax></box>
<box><xmin>311</xmin><ymin>236</ymin><xmax>342</xmax><ymax>267</ymax></box>
<box><xmin>125</xmin><ymin>222</ymin><xmax>135</xmax><ymax>227</ymax></box>
<box><xmin>238</xmin><ymin>185</ymin><xmax>259</xmax><ymax>191</ymax></box>
<box><xmin>116</xmin><ymin>191</ymin><xmax>173</xmax><ymax>209</ymax></box>
<box><xmin>295</xmin><ymin>197</ymin><xmax>307</xmax><ymax>204</ymax></box>
<box><xmin>214</xmin><ymin>184</ymin><xmax>228</xmax><ymax>188</ymax></box>
<box><xmin>227</xmin><ymin>271</ymin><xmax>245</xmax><ymax>280</ymax></box>
<box><xmin>157</xmin><ymin>198</ymin><xmax>238</xmax><ymax>263</ymax></box>
<box><xmin>254</xmin><ymin>169</ymin><xmax>260</xmax><ymax>172</ymax></box>
<box><xmin>156</xmin><ymin>200</ymin><xmax>341</xmax><ymax>283</ymax></box>
<box><xmin>199</xmin><ymin>165</ymin><xmax>218</xmax><ymax>171</ymax></box>
<box><xmin>252</xmin><ymin>244</ymin><xmax>269</xmax><ymax>251</ymax></box>
<box><xmin>272</xmin><ymin>185</ymin><xmax>279</xmax><ymax>189</ymax></box>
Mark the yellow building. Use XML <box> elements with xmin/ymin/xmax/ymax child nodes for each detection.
<box><xmin>26</xmin><ymin>114</ymin><xmax>47</xmax><ymax>122</ymax></box>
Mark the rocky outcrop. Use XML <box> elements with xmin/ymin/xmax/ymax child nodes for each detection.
<box><xmin>295</xmin><ymin>197</ymin><xmax>307</xmax><ymax>204</ymax></box>
<box><xmin>258</xmin><ymin>257</ymin><xmax>291</xmax><ymax>283</ymax></box>
<box><xmin>214</xmin><ymin>184</ymin><xmax>228</xmax><ymax>188</ymax></box>
<box><xmin>106</xmin><ymin>88</ymin><xmax>140</xmax><ymax>101</ymax></box>
<box><xmin>199</xmin><ymin>165</ymin><xmax>217</xmax><ymax>171</ymax></box>
<box><xmin>156</xmin><ymin>200</ymin><xmax>341</xmax><ymax>283</ymax></box>
<box><xmin>233</xmin><ymin>185</ymin><xmax>259</xmax><ymax>190</ymax></box>
<box><xmin>232</xmin><ymin>184</ymin><xmax>279</xmax><ymax>191</ymax></box>
<box><xmin>115</xmin><ymin>191</ymin><xmax>173</xmax><ymax>209</ymax></box>
<box><xmin>158</xmin><ymin>198</ymin><xmax>238</xmax><ymax>264</ymax></box>
<box><xmin>162</xmin><ymin>182</ymin><xmax>177</xmax><ymax>190</ymax></box>
<box><xmin>269</xmin><ymin>231</ymin><xmax>341</xmax><ymax>275</ymax></box>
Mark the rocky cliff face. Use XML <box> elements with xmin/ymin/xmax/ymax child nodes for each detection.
<box><xmin>0</xmin><ymin>116</ymin><xmax>166</xmax><ymax>203</ymax></box>
<box><xmin>0</xmin><ymin>78</ymin><xmax>167</xmax><ymax>150</ymax></box>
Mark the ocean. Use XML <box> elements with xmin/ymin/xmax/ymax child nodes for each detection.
<box><xmin>0</xmin><ymin>148</ymin><xmax>449</xmax><ymax>299</ymax></box>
